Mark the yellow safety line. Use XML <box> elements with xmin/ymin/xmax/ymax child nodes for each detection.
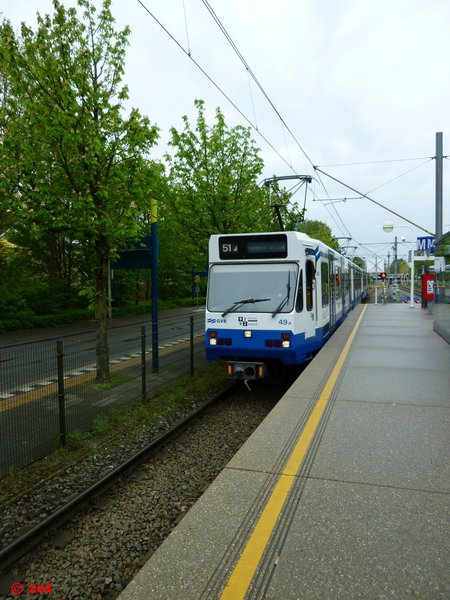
<box><xmin>220</xmin><ymin>305</ymin><xmax>367</xmax><ymax>600</ymax></box>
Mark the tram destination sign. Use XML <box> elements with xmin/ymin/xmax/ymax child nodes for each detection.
<box><xmin>219</xmin><ymin>234</ymin><xmax>288</xmax><ymax>260</ymax></box>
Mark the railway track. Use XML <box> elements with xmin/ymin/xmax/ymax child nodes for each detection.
<box><xmin>0</xmin><ymin>385</ymin><xmax>232</xmax><ymax>572</ymax></box>
<box><xmin>0</xmin><ymin>380</ymin><xmax>288</xmax><ymax>599</ymax></box>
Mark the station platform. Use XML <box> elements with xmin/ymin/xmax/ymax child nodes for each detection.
<box><xmin>119</xmin><ymin>304</ymin><xmax>450</xmax><ymax>600</ymax></box>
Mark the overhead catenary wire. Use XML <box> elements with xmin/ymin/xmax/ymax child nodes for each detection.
<box><xmin>182</xmin><ymin>0</ymin><xmax>191</xmax><ymax>56</ymax></box>
<box><xmin>246</xmin><ymin>70</ymin><xmax>258</xmax><ymax>130</ymax></box>
<box><xmin>134</xmin><ymin>0</ymin><xmax>352</xmax><ymax>241</ymax></box>
<box><xmin>197</xmin><ymin>2</ymin><xmax>387</xmax><ymax>243</ymax></box>
<box><xmin>312</xmin><ymin>196</ymin><xmax>363</xmax><ymax>203</ymax></box>
<box><xmin>198</xmin><ymin>1</ymin><xmax>363</xmax><ymax>241</ymax></box>
<box><xmin>200</xmin><ymin>0</ymin><xmax>314</xmax><ymax>170</ymax></box>
<box><xmin>313</xmin><ymin>170</ymin><xmax>355</xmax><ymax>239</ymax></box>
<box><xmin>136</xmin><ymin>0</ymin><xmax>433</xmax><ymax>250</ymax></box>
<box><xmin>135</xmin><ymin>0</ymin><xmax>367</xmax><ymax>245</ymax></box>
<box><xmin>314</xmin><ymin>158</ymin><xmax>432</xmax><ymax>203</ymax></box>
<box><xmin>316</xmin><ymin>156</ymin><xmax>434</xmax><ymax>167</ymax></box>
<box><xmin>365</xmin><ymin>158</ymin><xmax>433</xmax><ymax>195</ymax></box>
<box><xmin>314</xmin><ymin>166</ymin><xmax>434</xmax><ymax>235</ymax></box>
<box><xmin>135</xmin><ymin>0</ymin><xmax>297</xmax><ymax>175</ymax></box>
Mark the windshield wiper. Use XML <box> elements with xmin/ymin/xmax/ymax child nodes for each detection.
<box><xmin>221</xmin><ymin>297</ymin><xmax>271</xmax><ymax>317</ymax></box>
<box><xmin>271</xmin><ymin>271</ymin><xmax>291</xmax><ymax>318</ymax></box>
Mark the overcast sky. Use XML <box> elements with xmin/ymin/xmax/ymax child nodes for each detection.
<box><xmin>4</xmin><ymin>0</ymin><xmax>449</xmax><ymax>268</ymax></box>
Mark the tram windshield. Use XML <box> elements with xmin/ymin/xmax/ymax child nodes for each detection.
<box><xmin>207</xmin><ymin>263</ymin><xmax>298</xmax><ymax>314</ymax></box>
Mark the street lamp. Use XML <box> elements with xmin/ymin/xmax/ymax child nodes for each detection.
<box><xmin>382</xmin><ymin>222</ymin><xmax>414</xmax><ymax>307</ymax></box>
<box><xmin>382</xmin><ymin>221</ymin><xmax>399</xmax><ymax>283</ymax></box>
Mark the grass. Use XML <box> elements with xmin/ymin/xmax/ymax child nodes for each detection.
<box><xmin>0</xmin><ymin>362</ymin><xmax>227</xmax><ymax>506</ymax></box>
<box><xmin>88</xmin><ymin>373</ymin><xmax>133</xmax><ymax>390</ymax></box>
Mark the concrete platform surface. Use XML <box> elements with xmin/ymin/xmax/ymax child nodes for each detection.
<box><xmin>118</xmin><ymin>304</ymin><xmax>450</xmax><ymax>600</ymax></box>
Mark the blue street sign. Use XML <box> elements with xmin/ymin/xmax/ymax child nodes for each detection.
<box><xmin>111</xmin><ymin>236</ymin><xmax>152</xmax><ymax>270</ymax></box>
<box><xmin>416</xmin><ymin>236</ymin><xmax>435</xmax><ymax>254</ymax></box>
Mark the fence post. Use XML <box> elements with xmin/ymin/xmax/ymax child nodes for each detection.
<box><xmin>141</xmin><ymin>326</ymin><xmax>147</xmax><ymax>402</ymax></box>
<box><xmin>57</xmin><ymin>340</ymin><xmax>67</xmax><ymax>447</ymax></box>
<box><xmin>190</xmin><ymin>315</ymin><xmax>194</xmax><ymax>375</ymax></box>
<box><xmin>152</xmin><ymin>315</ymin><xmax>159</xmax><ymax>373</ymax></box>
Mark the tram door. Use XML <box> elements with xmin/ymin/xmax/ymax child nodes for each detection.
<box><xmin>328</xmin><ymin>253</ymin><xmax>336</xmax><ymax>329</ymax></box>
<box><xmin>305</xmin><ymin>259</ymin><xmax>316</xmax><ymax>338</ymax></box>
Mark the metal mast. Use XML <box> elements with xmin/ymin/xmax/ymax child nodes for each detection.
<box><xmin>435</xmin><ymin>132</ymin><xmax>443</xmax><ymax>239</ymax></box>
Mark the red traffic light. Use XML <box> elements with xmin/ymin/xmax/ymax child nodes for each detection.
<box><xmin>380</xmin><ymin>272</ymin><xmax>387</xmax><ymax>280</ymax></box>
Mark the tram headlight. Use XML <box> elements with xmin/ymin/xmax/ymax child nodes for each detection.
<box><xmin>209</xmin><ymin>331</ymin><xmax>217</xmax><ymax>345</ymax></box>
<box><xmin>282</xmin><ymin>333</ymin><xmax>290</xmax><ymax>348</ymax></box>
<box><xmin>243</xmin><ymin>330</ymin><xmax>252</xmax><ymax>338</ymax></box>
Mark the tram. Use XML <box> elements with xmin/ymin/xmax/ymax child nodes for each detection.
<box><xmin>205</xmin><ymin>231</ymin><xmax>369</xmax><ymax>384</ymax></box>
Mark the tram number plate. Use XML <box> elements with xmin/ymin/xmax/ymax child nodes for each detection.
<box><xmin>238</xmin><ymin>316</ymin><xmax>257</xmax><ymax>326</ymax></box>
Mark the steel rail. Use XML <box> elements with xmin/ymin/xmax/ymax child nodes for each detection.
<box><xmin>0</xmin><ymin>383</ymin><xmax>236</xmax><ymax>573</ymax></box>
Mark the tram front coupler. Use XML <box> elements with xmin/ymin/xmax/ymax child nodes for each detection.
<box><xmin>226</xmin><ymin>361</ymin><xmax>266</xmax><ymax>390</ymax></box>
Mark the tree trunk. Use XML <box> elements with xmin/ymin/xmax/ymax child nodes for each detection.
<box><xmin>49</xmin><ymin>230</ymin><xmax>58</xmax><ymax>282</ymax></box>
<box><xmin>94</xmin><ymin>238</ymin><xmax>110</xmax><ymax>382</ymax></box>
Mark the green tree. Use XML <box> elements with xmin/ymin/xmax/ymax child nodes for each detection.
<box><xmin>390</xmin><ymin>257</ymin><xmax>409</xmax><ymax>275</ymax></box>
<box><xmin>352</xmin><ymin>256</ymin><xmax>366</xmax><ymax>269</ymax></box>
<box><xmin>0</xmin><ymin>0</ymin><xmax>159</xmax><ymax>381</ymax></box>
<box><xmin>164</xmin><ymin>99</ymin><xmax>275</xmax><ymax>268</ymax></box>
<box><xmin>295</xmin><ymin>220</ymin><xmax>340</xmax><ymax>250</ymax></box>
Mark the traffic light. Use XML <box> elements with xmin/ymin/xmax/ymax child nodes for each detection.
<box><xmin>380</xmin><ymin>272</ymin><xmax>387</xmax><ymax>280</ymax></box>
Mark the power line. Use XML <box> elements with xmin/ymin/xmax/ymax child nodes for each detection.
<box><xmin>182</xmin><ymin>0</ymin><xmax>191</xmax><ymax>56</ymax></box>
<box><xmin>311</xmin><ymin>171</ymin><xmax>356</xmax><ymax>240</ymax></box>
<box><xmin>135</xmin><ymin>0</ymin><xmax>359</xmax><ymax>240</ymax></box>
<box><xmin>365</xmin><ymin>159</ymin><xmax>433</xmax><ymax>195</ymax></box>
<box><xmin>135</xmin><ymin>0</ymin><xmax>297</xmax><ymax>174</ymax></box>
<box><xmin>135</xmin><ymin>0</ymin><xmax>432</xmax><ymax>247</ymax></box>
<box><xmin>314</xmin><ymin>166</ymin><xmax>434</xmax><ymax>235</ymax></box>
<box><xmin>316</xmin><ymin>156</ymin><xmax>434</xmax><ymax>167</ymax></box>
<box><xmin>198</xmin><ymin>3</ymin><xmax>362</xmax><ymax>242</ymax></box>
<box><xmin>135</xmin><ymin>0</ymin><xmax>364</xmax><ymax>244</ymax></box>
<box><xmin>200</xmin><ymin>0</ymin><xmax>315</xmax><ymax>169</ymax></box>
<box><xmin>312</xmin><ymin>196</ymin><xmax>363</xmax><ymax>203</ymax></box>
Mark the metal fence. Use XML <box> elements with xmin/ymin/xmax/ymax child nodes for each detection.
<box><xmin>0</xmin><ymin>312</ymin><xmax>206</xmax><ymax>476</ymax></box>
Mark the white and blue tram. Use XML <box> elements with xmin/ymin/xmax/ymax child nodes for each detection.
<box><xmin>205</xmin><ymin>231</ymin><xmax>369</xmax><ymax>383</ymax></box>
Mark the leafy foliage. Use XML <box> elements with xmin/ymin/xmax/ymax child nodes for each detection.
<box><xmin>163</xmin><ymin>99</ymin><xmax>277</xmax><ymax>268</ymax></box>
<box><xmin>0</xmin><ymin>6</ymin><xmax>349</xmax><ymax>334</ymax></box>
<box><xmin>0</xmin><ymin>0</ymin><xmax>160</xmax><ymax>379</ymax></box>
<box><xmin>295</xmin><ymin>219</ymin><xmax>340</xmax><ymax>250</ymax></box>
<box><xmin>352</xmin><ymin>256</ymin><xmax>367</xmax><ymax>269</ymax></box>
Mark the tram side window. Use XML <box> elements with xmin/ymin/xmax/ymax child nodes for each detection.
<box><xmin>306</xmin><ymin>261</ymin><xmax>314</xmax><ymax>311</ymax></box>
<box><xmin>322</xmin><ymin>261</ymin><xmax>329</xmax><ymax>306</ymax></box>
<box><xmin>336</xmin><ymin>265</ymin><xmax>342</xmax><ymax>296</ymax></box>
<box><xmin>353</xmin><ymin>272</ymin><xmax>357</xmax><ymax>296</ymax></box>
<box><xmin>296</xmin><ymin>269</ymin><xmax>304</xmax><ymax>312</ymax></box>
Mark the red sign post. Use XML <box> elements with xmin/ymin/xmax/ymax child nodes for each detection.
<box><xmin>421</xmin><ymin>273</ymin><xmax>435</xmax><ymax>302</ymax></box>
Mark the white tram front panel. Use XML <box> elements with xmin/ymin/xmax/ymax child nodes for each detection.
<box><xmin>205</xmin><ymin>232</ymin><xmax>344</xmax><ymax>378</ymax></box>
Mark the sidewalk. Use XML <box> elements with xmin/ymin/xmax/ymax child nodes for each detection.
<box><xmin>118</xmin><ymin>303</ymin><xmax>450</xmax><ymax>600</ymax></box>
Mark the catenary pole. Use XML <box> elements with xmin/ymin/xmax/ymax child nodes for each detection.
<box><xmin>435</xmin><ymin>132</ymin><xmax>443</xmax><ymax>239</ymax></box>
<box><xmin>151</xmin><ymin>199</ymin><xmax>159</xmax><ymax>373</ymax></box>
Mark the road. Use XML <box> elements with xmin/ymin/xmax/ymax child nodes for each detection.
<box><xmin>0</xmin><ymin>306</ymin><xmax>207</xmax><ymax>475</ymax></box>
<box><xmin>0</xmin><ymin>306</ymin><xmax>206</xmax><ymax>398</ymax></box>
